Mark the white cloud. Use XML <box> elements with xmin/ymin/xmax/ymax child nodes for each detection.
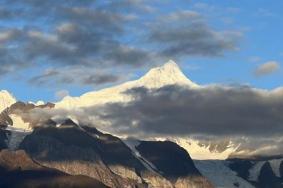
<box><xmin>255</xmin><ymin>61</ymin><xmax>280</xmax><ymax>76</ymax></box>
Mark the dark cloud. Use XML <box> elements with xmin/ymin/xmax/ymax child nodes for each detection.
<box><xmin>28</xmin><ymin>69</ymin><xmax>59</xmax><ymax>86</ymax></box>
<box><xmin>92</xmin><ymin>85</ymin><xmax>283</xmax><ymax>137</ymax></box>
<box><xmin>0</xmin><ymin>29</ymin><xmax>27</xmax><ymax>74</ymax></box>
<box><xmin>29</xmin><ymin>67</ymin><xmax>122</xmax><ymax>86</ymax></box>
<box><xmin>24</xmin><ymin>31</ymin><xmax>78</xmax><ymax>64</ymax></box>
<box><xmin>0</xmin><ymin>8</ymin><xmax>11</xmax><ymax>19</ymax></box>
<box><xmin>0</xmin><ymin>0</ymin><xmax>150</xmax><ymax>83</ymax></box>
<box><xmin>149</xmin><ymin>11</ymin><xmax>241</xmax><ymax>57</ymax></box>
<box><xmin>0</xmin><ymin>46</ymin><xmax>28</xmax><ymax>75</ymax></box>
<box><xmin>11</xmin><ymin>83</ymin><xmax>283</xmax><ymax>156</ymax></box>
<box><xmin>0</xmin><ymin>1</ymin><xmax>242</xmax><ymax>86</ymax></box>
<box><xmin>82</xmin><ymin>74</ymin><xmax>120</xmax><ymax>85</ymax></box>
<box><xmin>104</xmin><ymin>45</ymin><xmax>153</xmax><ymax>66</ymax></box>
<box><xmin>104</xmin><ymin>0</ymin><xmax>155</xmax><ymax>13</ymax></box>
<box><xmin>2</xmin><ymin>0</ymin><xmax>95</xmax><ymax>20</ymax></box>
<box><xmin>0</xmin><ymin>29</ymin><xmax>23</xmax><ymax>43</ymax></box>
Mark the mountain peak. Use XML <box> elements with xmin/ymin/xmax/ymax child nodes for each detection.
<box><xmin>163</xmin><ymin>59</ymin><xmax>180</xmax><ymax>69</ymax></box>
<box><xmin>0</xmin><ymin>90</ymin><xmax>16</xmax><ymax>112</ymax></box>
<box><xmin>55</xmin><ymin>60</ymin><xmax>199</xmax><ymax>110</ymax></box>
<box><xmin>139</xmin><ymin>60</ymin><xmax>198</xmax><ymax>88</ymax></box>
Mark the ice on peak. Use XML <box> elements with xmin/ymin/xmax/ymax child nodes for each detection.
<box><xmin>55</xmin><ymin>60</ymin><xmax>199</xmax><ymax>110</ymax></box>
<box><xmin>0</xmin><ymin>90</ymin><xmax>15</xmax><ymax>100</ymax></box>
<box><xmin>139</xmin><ymin>60</ymin><xmax>199</xmax><ymax>88</ymax></box>
<box><xmin>163</xmin><ymin>59</ymin><xmax>180</xmax><ymax>68</ymax></box>
<box><xmin>0</xmin><ymin>90</ymin><xmax>11</xmax><ymax>95</ymax></box>
<box><xmin>0</xmin><ymin>90</ymin><xmax>16</xmax><ymax>112</ymax></box>
<box><xmin>161</xmin><ymin>59</ymin><xmax>180</xmax><ymax>69</ymax></box>
<box><xmin>144</xmin><ymin>60</ymin><xmax>182</xmax><ymax>77</ymax></box>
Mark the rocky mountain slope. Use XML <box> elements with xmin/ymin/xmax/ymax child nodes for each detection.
<box><xmin>18</xmin><ymin>120</ymin><xmax>213</xmax><ymax>188</ymax></box>
<box><xmin>227</xmin><ymin>157</ymin><xmax>283</xmax><ymax>188</ymax></box>
<box><xmin>0</xmin><ymin>149</ymin><xmax>108</xmax><ymax>188</ymax></box>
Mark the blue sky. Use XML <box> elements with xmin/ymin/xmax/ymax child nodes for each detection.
<box><xmin>0</xmin><ymin>0</ymin><xmax>282</xmax><ymax>102</ymax></box>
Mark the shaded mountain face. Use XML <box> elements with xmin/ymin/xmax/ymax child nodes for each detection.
<box><xmin>136</xmin><ymin>141</ymin><xmax>200</xmax><ymax>179</ymax></box>
<box><xmin>193</xmin><ymin>157</ymin><xmax>283</xmax><ymax>188</ymax></box>
<box><xmin>193</xmin><ymin>160</ymin><xmax>255</xmax><ymax>188</ymax></box>
<box><xmin>81</xmin><ymin>126</ymin><xmax>147</xmax><ymax>173</ymax></box>
<box><xmin>19</xmin><ymin>121</ymin><xmax>213</xmax><ymax>188</ymax></box>
<box><xmin>19</xmin><ymin>125</ymin><xmax>134</xmax><ymax>188</ymax></box>
<box><xmin>227</xmin><ymin>158</ymin><xmax>283</xmax><ymax>188</ymax></box>
<box><xmin>0</xmin><ymin>149</ymin><xmax>109</xmax><ymax>188</ymax></box>
<box><xmin>0</xmin><ymin>129</ymin><xmax>10</xmax><ymax>150</ymax></box>
<box><xmin>135</xmin><ymin>141</ymin><xmax>213</xmax><ymax>187</ymax></box>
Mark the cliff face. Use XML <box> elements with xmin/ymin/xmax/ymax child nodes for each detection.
<box><xmin>19</xmin><ymin>122</ymin><xmax>213</xmax><ymax>188</ymax></box>
<box><xmin>136</xmin><ymin>141</ymin><xmax>214</xmax><ymax>188</ymax></box>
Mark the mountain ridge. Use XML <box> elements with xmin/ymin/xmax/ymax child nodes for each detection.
<box><xmin>55</xmin><ymin>60</ymin><xmax>199</xmax><ymax>110</ymax></box>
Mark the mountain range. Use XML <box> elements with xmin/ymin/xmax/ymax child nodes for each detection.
<box><xmin>0</xmin><ymin>60</ymin><xmax>283</xmax><ymax>188</ymax></box>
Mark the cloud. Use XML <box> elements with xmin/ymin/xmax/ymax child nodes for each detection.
<box><xmin>18</xmin><ymin>83</ymin><xmax>283</xmax><ymax>156</ymax></box>
<box><xmin>0</xmin><ymin>1</ymin><xmax>242</xmax><ymax>86</ymax></box>
<box><xmin>82</xmin><ymin>74</ymin><xmax>120</xmax><ymax>85</ymax></box>
<box><xmin>0</xmin><ymin>7</ymin><xmax>14</xmax><ymax>19</ymax></box>
<box><xmin>255</xmin><ymin>61</ymin><xmax>280</xmax><ymax>76</ymax></box>
<box><xmin>28</xmin><ymin>69</ymin><xmax>59</xmax><ymax>86</ymax></box>
<box><xmin>0</xmin><ymin>29</ymin><xmax>22</xmax><ymax>43</ymax></box>
<box><xmin>148</xmin><ymin>11</ymin><xmax>242</xmax><ymax>58</ymax></box>
<box><xmin>91</xmin><ymin>85</ymin><xmax>283</xmax><ymax>138</ymax></box>
<box><xmin>0</xmin><ymin>1</ymin><xmax>149</xmax><ymax>75</ymax></box>
<box><xmin>28</xmin><ymin>66</ymin><xmax>123</xmax><ymax>86</ymax></box>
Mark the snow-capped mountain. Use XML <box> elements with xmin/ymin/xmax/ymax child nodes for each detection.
<box><xmin>194</xmin><ymin>160</ymin><xmax>255</xmax><ymax>188</ymax></box>
<box><xmin>0</xmin><ymin>90</ymin><xmax>16</xmax><ymax>113</ymax></box>
<box><xmin>169</xmin><ymin>137</ymin><xmax>239</xmax><ymax>160</ymax></box>
<box><xmin>1</xmin><ymin>61</ymin><xmax>244</xmax><ymax>161</ymax></box>
<box><xmin>55</xmin><ymin>60</ymin><xmax>199</xmax><ymax>110</ymax></box>
<box><xmin>1</xmin><ymin>60</ymin><xmax>283</xmax><ymax>188</ymax></box>
<box><xmin>55</xmin><ymin>60</ymin><xmax>242</xmax><ymax>160</ymax></box>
